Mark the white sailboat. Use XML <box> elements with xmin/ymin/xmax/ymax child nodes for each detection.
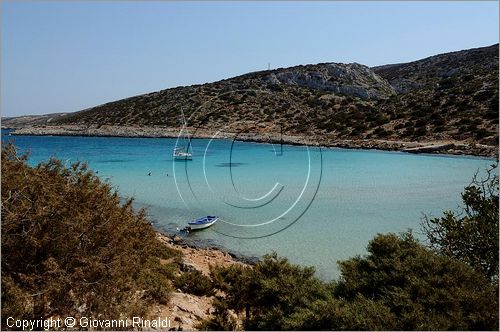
<box><xmin>173</xmin><ymin>147</ymin><xmax>193</xmax><ymax>160</ymax></box>
<box><xmin>173</xmin><ymin>108</ymin><xmax>193</xmax><ymax>161</ymax></box>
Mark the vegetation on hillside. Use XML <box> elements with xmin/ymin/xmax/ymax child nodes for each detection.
<box><xmin>1</xmin><ymin>144</ymin><xmax>182</xmax><ymax>327</ymax></box>
<box><xmin>41</xmin><ymin>44</ymin><xmax>497</xmax><ymax>146</ymax></box>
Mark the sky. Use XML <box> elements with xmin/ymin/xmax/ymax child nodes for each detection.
<box><xmin>2</xmin><ymin>1</ymin><xmax>499</xmax><ymax>117</ymax></box>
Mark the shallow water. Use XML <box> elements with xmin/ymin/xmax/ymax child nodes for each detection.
<box><xmin>3</xmin><ymin>130</ymin><xmax>493</xmax><ymax>279</ymax></box>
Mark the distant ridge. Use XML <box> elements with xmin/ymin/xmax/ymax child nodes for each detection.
<box><xmin>373</xmin><ymin>44</ymin><xmax>499</xmax><ymax>93</ymax></box>
<box><xmin>3</xmin><ymin>44</ymin><xmax>498</xmax><ymax>151</ymax></box>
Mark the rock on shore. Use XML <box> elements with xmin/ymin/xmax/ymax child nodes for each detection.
<box><xmin>153</xmin><ymin>232</ymin><xmax>248</xmax><ymax>330</ymax></box>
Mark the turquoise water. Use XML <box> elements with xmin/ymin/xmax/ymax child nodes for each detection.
<box><xmin>2</xmin><ymin>130</ymin><xmax>494</xmax><ymax>279</ymax></box>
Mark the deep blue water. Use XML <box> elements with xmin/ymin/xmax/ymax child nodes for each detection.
<box><xmin>2</xmin><ymin>129</ymin><xmax>494</xmax><ymax>279</ymax></box>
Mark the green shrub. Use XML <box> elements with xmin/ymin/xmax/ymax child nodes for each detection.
<box><xmin>337</xmin><ymin>232</ymin><xmax>498</xmax><ymax>330</ymax></box>
<box><xmin>433</xmin><ymin>125</ymin><xmax>446</xmax><ymax>132</ymax></box>
<box><xmin>403</xmin><ymin>120</ymin><xmax>414</xmax><ymax>128</ymax></box>
<box><xmin>415</xmin><ymin>118</ymin><xmax>427</xmax><ymax>127</ymax></box>
<box><xmin>489</xmin><ymin>94</ymin><xmax>499</xmax><ymax>112</ymax></box>
<box><xmin>202</xmin><ymin>236</ymin><xmax>498</xmax><ymax>330</ymax></box>
<box><xmin>439</xmin><ymin>77</ymin><xmax>458</xmax><ymax>90</ymax></box>
<box><xmin>174</xmin><ymin>270</ymin><xmax>214</xmax><ymax>297</ymax></box>
<box><xmin>394</xmin><ymin>123</ymin><xmax>405</xmax><ymax>130</ymax></box>
<box><xmin>353</xmin><ymin>122</ymin><xmax>368</xmax><ymax>131</ymax></box>
<box><xmin>373</xmin><ymin>127</ymin><xmax>389</xmax><ymax>137</ymax></box>
<box><xmin>474</xmin><ymin>90</ymin><xmax>494</xmax><ymax>102</ymax></box>
<box><xmin>138</xmin><ymin>260</ymin><xmax>174</xmax><ymax>305</ymax></box>
<box><xmin>374</xmin><ymin>114</ymin><xmax>390</xmax><ymax>126</ymax></box>
<box><xmin>1</xmin><ymin>144</ymin><xmax>178</xmax><ymax>326</ymax></box>
<box><xmin>413</xmin><ymin>126</ymin><xmax>427</xmax><ymax>137</ymax></box>
<box><xmin>195</xmin><ymin>298</ymin><xmax>238</xmax><ymax>330</ymax></box>
<box><xmin>485</xmin><ymin>109</ymin><xmax>498</xmax><ymax>120</ymax></box>
<box><xmin>423</xmin><ymin>165</ymin><xmax>499</xmax><ymax>279</ymax></box>
<box><xmin>431</xmin><ymin>114</ymin><xmax>446</xmax><ymax>126</ymax></box>
<box><xmin>349</xmin><ymin>128</ymin><xmax>362</xmax><ymax>137</ymax></box>
<box><xmin>475</xmin><ymin>128</ymin><xmax>494</xmax><ymax>139</ymax></box>
<box><xmin>205</xmin><ymin>253</ymin><xmax>330</xmax><ymax>330</ymax></box>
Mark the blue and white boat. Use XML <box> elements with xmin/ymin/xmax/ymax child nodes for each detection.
<box><xmin>187</xmin><ymin>215</ymin><xmax>218</xmax><ymax>231</ymax></box>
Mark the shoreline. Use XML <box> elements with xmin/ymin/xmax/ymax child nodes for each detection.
<box><xmin>154</xmin><ymin>231</ymin><xmax>250</xmax><ymax>330</ymax></box>
<box><xmin>3</xmin><ymin>125</ymin><xmax>498</xmax><ymax>158</ymax></box>
<box><xmin>157</xmin><ymin>229</ymin><xmax>260</xmax><ymax>267</ymax></box>
<box><xmin>156</xmin><ymin>231</ymin><xmax>254</xmax><ymax>274</ymax></box>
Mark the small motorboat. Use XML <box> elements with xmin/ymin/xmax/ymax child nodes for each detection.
<box><xmin>185</xmin><ymin>215</ymin><xmax>218</xmax><ymax>231</ymax></box>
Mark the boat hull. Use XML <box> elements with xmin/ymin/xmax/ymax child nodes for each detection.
<box><xmin>188</xmin><ymin>218</ymin><xmax>218</xmax><ymax>230</ymax></box>
<box><xmin>173</xmin><ymin>155</ymin><xmax>193</xmax><ymax>160</ymax></box>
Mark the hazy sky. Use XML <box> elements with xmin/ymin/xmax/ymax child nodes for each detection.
<box><xmin>2</xmin><ymin>1</ymin><xmax>498</xmax><ymax>117</ymax></box>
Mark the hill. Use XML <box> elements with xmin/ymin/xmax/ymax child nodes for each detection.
<box><xmin>3</xmin><ymin>44</ymin><xmax>498</xmax><ymax>156</ymax></box>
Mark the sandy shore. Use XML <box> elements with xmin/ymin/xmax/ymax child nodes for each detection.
<box><xmin>152</xmin><ymin>232</ymin><xmax>249</xmax><ymax>330</ymax></box>
<box><xmin>5</xmin><ymin>124</ymin><xmax>498</xmax><ymax>157</ymax></box>
<box><xmin>157</xmin><ymin>232</ymin><xmax>250</xmax><ymax>276</ymax></box>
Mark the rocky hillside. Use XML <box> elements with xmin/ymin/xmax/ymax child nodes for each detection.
<box><xmin>3</xmin><ymin>44</ymin><xmax>498</xmax><ymax>147</ymax></box>
<box><xmin>373</xmin><ymin>44</ymin><xmax>498</xmax><ymax>93</ymax></box>
<box><xmin>260</xmin><ymin>62</ymin><xmax>395</xmax><ymax>99</ymax></box>
<box><xmin>2</xmin><ymin>113</ymin><xmax>68</xmax><ymax>128</ymax></box>
<box><xmin>372</xmin><ymin>44</ymin><xmax>498</xmax><ymax>145</ymax></box>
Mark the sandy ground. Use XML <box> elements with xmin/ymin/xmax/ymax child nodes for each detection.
<box><xmin>151</xmin><ymin>233</ymin><xmax>247</xmax><ymax>331</ymax></box>
<box><xmin>157</xmin><ymin>233</ymin><xmax>247</xmax><ymax>276</ymax></box>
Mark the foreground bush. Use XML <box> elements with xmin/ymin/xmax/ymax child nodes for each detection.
<box><xmin>196</xmin><ymin>254</ymin><xmax>328</xmax><ymax>330</ymax></box>
<box><xmin>1</xmin><ymin>144</ymin><xmax>179</xmax><ymax>328</ymax></box>
<box><xmin>174</xmin><ymin>270</ymin><xmax>215</xmax><ymax>297</ymax></box>
<box><xmin>423</xmin><ymin>164</ymin><xmax>499</xmax><ymax>279</ymax></box>
<box><xmin>197</xmin><ymin>165</ymin><xmax>499</xmax><ymax>330</ymax></box>
<box><xmin>201</xmin><ymin>234</ymin><xmax>498</xmax><ymax>330</ymax></box>
<box><xmin>336</xmin><ymin>233</ymin><xmax>498</xmax><ymax>330</ymax></box>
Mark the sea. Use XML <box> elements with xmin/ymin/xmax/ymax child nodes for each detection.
<box><xmin>2</xmin><ymin>129</ymin><xmax>494</xmax><ymax>279</ymax></box>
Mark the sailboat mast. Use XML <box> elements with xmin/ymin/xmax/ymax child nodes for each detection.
<box><xmin>280</xmin><ymin>122</ymin><xmax>283</xmax><ymax>155</ymax></box>
<box><xmin>180</xmin><ymin>108</ymin><xmax>192</xmax><ymax>152</ymax></box>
